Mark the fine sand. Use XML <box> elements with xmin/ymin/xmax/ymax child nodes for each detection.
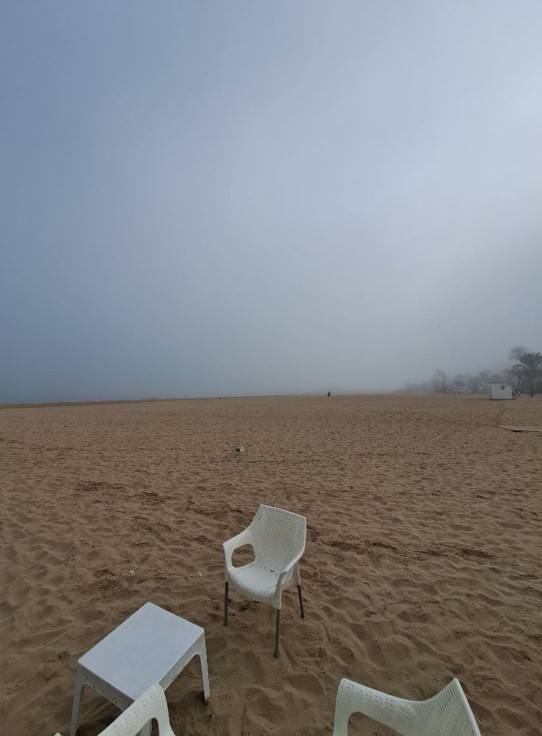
<box><xmin>1</xmin><ymin>393</ymin><xmax>541</xmax><ymax>735</ymax></box>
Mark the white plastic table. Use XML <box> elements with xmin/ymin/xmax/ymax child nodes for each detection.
<box><xmin>69</xmin><ymin>602</ymin><xmax>210</xmax><ymax>736</ymax></box>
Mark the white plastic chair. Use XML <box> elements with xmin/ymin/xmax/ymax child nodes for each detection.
<box><xmin>333</xmin><ymin>677</ymin><xmax>482</xmax><ymax>736</ymax></box>
<box><xmin>55</xmin><ymin>682</ymin><xmax>176</xmax><ymax>736</ymax></box>
<box><xmin>223</xmin><ymin>504</ymin><xmax>307</xmax><ymax>657</ymax></box>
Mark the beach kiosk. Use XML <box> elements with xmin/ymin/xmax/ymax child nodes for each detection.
<box><xmin>489</xmin><ymin>382</ymin><xmax>513</xmax><ymax>400</ymax></box>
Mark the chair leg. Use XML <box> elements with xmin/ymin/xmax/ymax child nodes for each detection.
<box><xmin>274</xmin><ymin>609</ymin><xmax>281</xmax><ymax>658</ymax></box>
<box><xmin>224</xmin><ymin>581</ymin><xmax>229</xmax><ymax>626</ymax></box>
<box><xmin>297</xmin><ymin>584</ymin><xmax>305</xmax><ymax>618</ymax></box>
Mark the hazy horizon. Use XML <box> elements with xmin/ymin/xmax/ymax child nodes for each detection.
<box><xmin>2</xmin><ymin>2</ymin><xmax>541</xmax><ymax>404</ymax></box>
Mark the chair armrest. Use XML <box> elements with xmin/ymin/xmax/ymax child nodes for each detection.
<box><xmin>223</xmin><ymin>528</ymin><xmax>254</xmax><ymax>568</ymax></box>
<box><xmin>276</xmin><ymin>548</ymin><xmax>304</xmax><ymax>587</ymax></box>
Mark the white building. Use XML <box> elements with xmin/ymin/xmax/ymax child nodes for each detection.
<box><xmin>488</xmin><ymin>383</ymin><xmax>513</xmax><ymax>400</ymax></box>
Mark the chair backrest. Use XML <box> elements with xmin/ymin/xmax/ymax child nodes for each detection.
<box><xmin>334</xmin><ymin>677</ymin><xmax>481</xmax><ymax>736</ymax></box>
<box><xmin>250</xmin><ymin>504</ymin><xmax>306</xmax><ymax>570</ymax></box>
<box><xmin>413</xmin><ymin>679</ymin><xmax>481</xmax><ymax>736</ymax></box>
<box><xmin>333</xmin><ymin>678</ymin><xmax>417</xmax><ymax>736</ymax></box>
<box><xmin>98</xmin><ymin>683</ymin><xmax>175</xmax><ymax>736</ymax></box>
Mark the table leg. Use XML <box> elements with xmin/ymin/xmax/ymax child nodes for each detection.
<box><xmin>69</xmin><ymin>670</ymin><xmax>84</xmax><ymax>736</ymax></box>
<box><xmin>138</xmin><ymin>720</ymin><xmax>152</xmax><ymax>736</ymax></box>
<box><xmin>197</xmin><ymin>636</ymin><xmax>211</xmax><ymax>702</ymax></box>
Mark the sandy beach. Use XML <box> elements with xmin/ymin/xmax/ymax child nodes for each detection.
<box><xmin>1</xmin><ymin>393</ymin><xmax>541</xmax><ymax>735</ymax></box>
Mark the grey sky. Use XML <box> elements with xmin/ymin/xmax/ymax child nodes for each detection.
<box><xmin>2</xmin><ymin>2</ymin><xmax>541</xmax><ymax>402</ymax></box>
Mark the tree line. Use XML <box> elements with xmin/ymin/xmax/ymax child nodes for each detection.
<box><xmin>405</xmin><ymin>347</ymin><xmax>542</xmax><ymax>397</ymax></box>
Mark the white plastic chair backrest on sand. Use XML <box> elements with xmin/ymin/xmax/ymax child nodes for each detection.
<box><xmin>54</xmin><ymin>683</ymin><xmax>176</xmax><ymax>736</ymax></box>
<box><xmin>250</xmin><ymin>504</ymin><xmax>306</xmax><ymax>572</ymax></box>
<box><xmin>333</xmin><ymin>677</ymin><xmax>482</xmax><ymax>736</ymax></box>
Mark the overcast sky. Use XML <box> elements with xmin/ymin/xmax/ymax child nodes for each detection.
<box><xmin>1</xmin><ymin>2</ymin><xmax>541</xmax><ymax>402</ymax></box>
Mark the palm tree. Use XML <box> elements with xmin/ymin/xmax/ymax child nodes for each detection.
<box><xmin>508</xmin><ymin>345</ymin><xmax>530</xmax><ymax>361</ymax></box>
<box><xmin>511</xmin><ymin>352</ymin><xmax>542</xmax><ymax>397</ymax></box>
